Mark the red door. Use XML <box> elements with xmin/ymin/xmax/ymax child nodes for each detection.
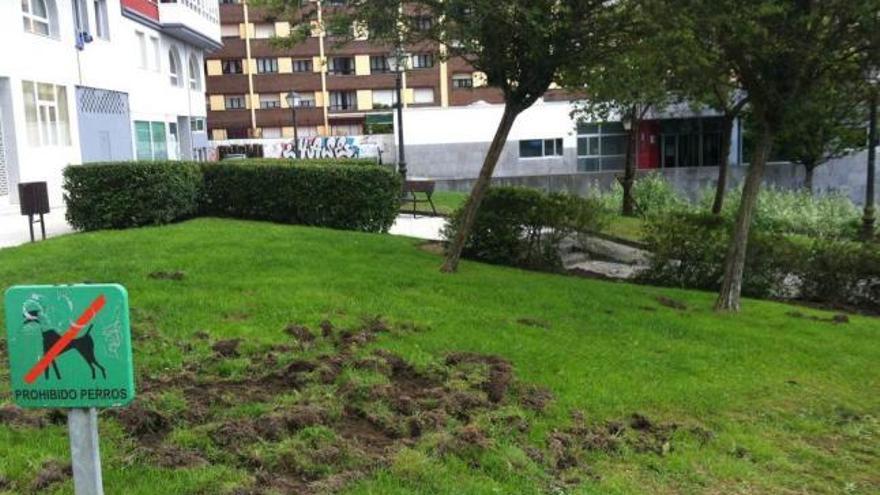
<box><xmin>637</xmin><ymin>120</ymin><xmax>661</xmax><ymax>169</ymax></box>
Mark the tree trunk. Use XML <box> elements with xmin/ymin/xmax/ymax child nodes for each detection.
<box><xmin>714</xmin><ymin>128</ymin><xmax>774</xmax><ymax>312</ymax></box>
<box><xmin>803</xmin><ymin>164</ymin><xmax>815</xmax><ymax>193</ymax></box>
<box><xmin>711</xmin><ymin>114</ymin><xmax>735</xmax><ymax>215</ymax></box>
<box><xmin>621</xmin><ymin>113</ymin><xmax>638</xmax><ymax>217</ymax></box>
<box><xmin>441</xmin><ymin>104</ymin><xmax>521</xmax><ymax>273</ymax></box>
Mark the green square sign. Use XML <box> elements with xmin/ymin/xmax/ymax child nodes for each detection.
<box><xmin>4</xmin><ymin>284</ymin><xmax>135</xmax><ymax>409</ymax></box>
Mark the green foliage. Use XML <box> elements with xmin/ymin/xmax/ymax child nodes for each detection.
<box><xmin>63</xmin><ymin>161</ymin><xmax>203</xmax><ymax>231</ymax></box>
<box><xmin>701</xmin><ymin>186</ymin><xmax>861</xmax><ymax>239</ymax></box>
<box><xmin>640</xmin><ymin>212</ymin><xmax>792</xmax><ymax>299</ymax></box>
<box><xmin>642</xmin><ymin>211</ymin><xmax>880</xmax><ymax>308</ymax></box>
<box><xmin>63</xmin><ymin>160</ymin><xmax>401</xmax><ymax>233</ymax></box>
<box><xmin>442</xmin><ymin>187</ymin><xmax>609</xmax><ymax>271</ymax></box>
<box><xmin>201</xmin><ymin>161</ymin><xmax>401</xmax><ymax>233</ymax></box>
<box><xmin>589</xmin><ymin>174</ymin><xmax>688</xmax><ymax>218</ymax></box>
<box><xmin>796</xmin><ymin>239</ymin><xmax>880</xmax><ymax>309</ymax></box>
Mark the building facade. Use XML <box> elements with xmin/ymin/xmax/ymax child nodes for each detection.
<box><xmin>0</xmin><ymin>0</ymin><xmax>221</xmax><ymax>205</ymax></box>
<box><xmin>205</xmin><ymin>0</ymin><xmax>570</xmax><ymax>140</ymax></box>
<box><xmin>205</xmin><ymin>1</ymin><xmax>740</xmax><ymax>180</ymax></box>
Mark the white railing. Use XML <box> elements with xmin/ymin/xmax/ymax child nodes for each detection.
<box><xmin>160</xmin><ymin>0</ymin><xmax>219</xmax><ymax>23</ymax></box>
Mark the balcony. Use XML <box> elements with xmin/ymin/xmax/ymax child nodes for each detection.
<box><xmin>158</xmin><ymin>0</ymin><xmax>223</xmax><ymax>50</ymax></box>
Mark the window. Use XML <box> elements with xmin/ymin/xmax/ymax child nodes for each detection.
<box><xmin>135</xmin><ymin>121</ymin><xmax>168</xmax><ymax>160</ymax></box>
<box><xmin>294</xmin><ymin>93</ymin><xmax>316</xmax><ymax>107</ymax></box>
<box><xmin>71</xmin><ymin>0</ymin><xmax>89</xmax><ymax>37</ymax></box>
<box><xmin>413</xmin><ymin>88</ymin><xmax>434</xmax><ymax>105</ymax></box>
<box><xmin>93</xmin><ymin>0</ymin><xmax>109</xmax><ymax>39</ymax></box>
<box><xmin>190</xmin><ymin>117</ymin><xmax>206</xmax><ymax>132</ymax></box>
<box><xmin>412</xmin><ymin>16</ymin><xmax>433</xmax><ymax>31</ymax></box>
<box><xmin>328</xmin><ymin>57</ymin><xmax>354</xmax><ymax>75</ymax></box>
<box><xmin>225</xmin><ymin>95</ymin><xmax>245</xmax><ymax>109</ymax></box>
<box><xmin>452</xmin><ymin>74</ymin><xmax>473</xmax><ymax>89</ymax></box>
<box><xmin>576</xmin><ymin>123</ymin><xmax>627</xmax><ymax>171</ymax></box>
<box><xmin>372</xmin><ymin>89</ymin><xmax>397</xmax><ymax>109</ymax></box>
<box><xmin>519</xmin><ymin>138</ymin><xmax>564</xmax><ymax>158</ymax></box>
<box><xmin>256</xmin><ymin>58</ymin><xmax>278</xmax><ymax>74</ymax></box>
<box><xmin>168</xmin><ymin>48</ymin><xmax>182</xmax><ymax>87</ymax></box>
<box><xmin>22</xmin><ymin>81</ymin><xmax>70</xmax><ymax>147</ymax></box>
<box><xmin>188</xmin><ymin>54</ymin><xmax>201</xmax><ymax>90</ymax></box>
<box><xmin>150</xmin><ymin>36</ymin><xmax>160</xmax><ymax>71</ymax></box>
<box><xmin>220</xmin><ymin>24</ymin><xmax>239</xmax><ymax>37</ymax></box>
<box><xmin>222</xmin><ymin>59</ymin><xmax>243</xmax><ymax>74</ymax></box>
<box><xmin>136</xmin><ymin>31</ymin><xmax>148</xmax><ymax>68</ymax></box>
<box><xmin>22</xmin><ymin>0</ymin><xmax>52</xmax><ymax>36</ymax></box>
<box><xmin>293</xmin><ymin>59</ymin><xmax>313</xmax><ymax>72</ymax></box>
<box><xmin>254</xmin><ymin>23</ymin><xmax>274</xmax><ymax>39</ymax></box>
<box><xmin>411</xmin><ymin>53</ymin><xmax>434</xmax><ymax>69</ymax></box>
<box><xmin>329</xmin><ymin>91</ymin><xmax>356</xmax><ymax>111</ymax></box>
<box><xmin>370</xmin><ymin>55</ymin><xmax>390</xmax><ymax>74</ymax></box>
<box><xmin>259</xmin><ymin>94</ymin><xmax>281</xmax><ymax>109</ymax></box>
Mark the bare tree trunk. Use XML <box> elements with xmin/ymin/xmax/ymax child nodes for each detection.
<box><xmin>711</xmin><ymin>114</ymin><xmax>735</xmax><ymax>215</ymax></box>
<box><xmin>621</xmin><ymin>111</ymin><xmax>638</xmax><ymax>217</ymax></box>
<box><xmin>803</xmin><ymin>164</ymin><xmax>815</xmax><ymax>193</ymax></box>
<box><xmin>442</xmin><ymin>104</ymin><xmax>521</xmax><ymax>273</ymax></box>
<box><xmin>715</xmin><ymin>128</ymin><xmax>774</xmax><ymax>312</ymax></box>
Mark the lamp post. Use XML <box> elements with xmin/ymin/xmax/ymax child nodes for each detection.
<box><xmin>388</xmin><ymin>46</ymin><xmax>409</xmax><ymax>181</ymax></box>
<box><xmin>863</xmin><ymin>69</ymin><xmax>879</xmax><ymax>241</ymax></box>
<box><xmin>286</xmin><ymin>91</ymin><xmax>302</xmax><ymax>159</ymax></box>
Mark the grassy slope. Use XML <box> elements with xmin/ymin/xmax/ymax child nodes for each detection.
<box><xmin>0</xmin><ymin>219</ymin><xmax>877</xmax><ymax>494</ymax></box>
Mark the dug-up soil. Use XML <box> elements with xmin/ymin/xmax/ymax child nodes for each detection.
<box><xmin>0</xmin><ymin>317</ymin><xmax>700</xmax><ymax>494</ymax></box>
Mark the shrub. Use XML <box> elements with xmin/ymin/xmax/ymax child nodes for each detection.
<box><xmin>588</xmin><ymin>174</ymin><xmax>689</xmax><ymax>218</ymax></box>
<box><xmin>701</xmin><ymin>186</ymin><xmax>861</xmax><ymax>239</ymax></box>
<box><xmin>639</xmin><ymin>212</ymin><xmax>794</xmax><ymax>299</ymax></box>
<box><xmin>796</xmin><ymin>239</ymin><xmax>880</xmax><ymax>309</ymax></box>
<box><xmin>63</xmin><ymin>160</ymin><xmax>401</xmax><ymax>233</ymax></box>
<box><xmin>64</xmin><ymin>161</ymin><xmax>202</xmax><ymax>231</ymax></box>
<box><xmin>442</xmin><ymin>187</ymin><xmax>609</xmax><ymax>271</ymax></box>
<box><xmin>200</xmin><ymin>161</ymin><xmax>400</xmax><ymax>232</ymax></box>
<box><xmin>641</xmin><ymin>211</ymin><xmax>880</xmax><ymax>309</ymax></box>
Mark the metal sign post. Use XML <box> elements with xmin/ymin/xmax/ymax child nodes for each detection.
<box><xmin>4</xmin><ymin>284</ymin><xmax>133</xmax><ymax>495</ymax></box>
<box><xmin>68</xmin><ymin>408</ymin><xmax>104</xmax><ymax>495</ymax></box>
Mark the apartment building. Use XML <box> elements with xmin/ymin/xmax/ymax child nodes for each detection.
<box><xmin>206</xmin><ymin>1</ymin><xmax>741</xmax><ymax>179</ymax></box>
<box><xmin>0</xmin><ymin>0</ymin><xmax>221</xmax><ymax>205</ymax></box>
<box><xmin>205</xmin><ymin>0</ymin><xmax>527</xmax><ymax>140</ymax></box>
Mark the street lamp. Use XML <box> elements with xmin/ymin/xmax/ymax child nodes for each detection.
<box><xmin>286</xmin><ymin>91</ymin><xmax>302</xmax><ymax>159</ymax></box>
<box><xmin>388</xmin><ymin>46</ymin><xmax>409</xmax><ymax>181</ymax></box>
<box><xmin>863</xmin><ymin>68</ymin><xmax>879</xmax><ymax>241</ymax></box>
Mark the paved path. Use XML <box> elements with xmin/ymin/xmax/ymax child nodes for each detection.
<box><xmin>0</xmin><ymin>202</ymin><xmax>74</xmax><ymax>249</ymax></box>
<box><xmin>1</xmin><ymin>201</ymin><xmax>447</xmax><ymax>250</ymax></box>
<box><xmin>388</xmin><ymin>215</ymin><xmax>448</xmax><ymax>241</ymax></box>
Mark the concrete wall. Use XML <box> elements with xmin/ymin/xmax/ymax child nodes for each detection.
<box><xmin>433</xmin><ymin>147</ymin><xmax>880</xmax><ymax>206</ymax></box>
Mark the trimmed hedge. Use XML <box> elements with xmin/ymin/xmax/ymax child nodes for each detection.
<box><xmin>63</xmin><ymin>160</ymin><xmax>401</xmax><ymax>233</ymax></box>
<box><xmin>201</xmin><ymin>161</ymin><xmax>400</xmax><ymax>232</ymax></box>
<box><xmin>64</xmin><ymin>161</ymin><xmax>202</xmax><ymax>231</ymax></box>
<box><xmin>442</xmin><ymin>187</ymin><xmax>609</xmax><ymax>271</ymax></box>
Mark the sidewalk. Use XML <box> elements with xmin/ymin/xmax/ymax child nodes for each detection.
<box><xmin>388</xmin><ymin>215</ymin><xmax>448</xmax><ymax>241</ymax></box>
<box><xmin>0</xmin><ymin>201</ymin><xmax>446</xmax><ymax>249</ymax></box>
<box><xmin>0</xmin><ymin>202</ymin><xmax>74</xmax><ymax>249</ymax></box>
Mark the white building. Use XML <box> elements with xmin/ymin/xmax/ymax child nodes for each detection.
<box><xmin>0</xmin><ymin>0</ymin><xmax>222</xmax><ymax>206</ymax></box>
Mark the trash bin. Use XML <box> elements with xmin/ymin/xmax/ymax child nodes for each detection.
<box><xmin>18</xmin><ymin>181</ymin><xmax>50</xmax><ymax>241</ymax></box>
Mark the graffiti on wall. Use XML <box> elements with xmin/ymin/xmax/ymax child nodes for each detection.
<box><xmin>281</xmin><ymin>136</ymin><xmax>366</xmax><ymax>160</ymax></box>
<box><xmin>209</xmin><ymin>135</ymin><xmax>391</xmax><ymax>162</ymax></box>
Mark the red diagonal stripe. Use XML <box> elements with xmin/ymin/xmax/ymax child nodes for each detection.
<box><xmin>24</xmin><ymin>294</ymin><xmax>107</xmax><ymax>384</ymax></box>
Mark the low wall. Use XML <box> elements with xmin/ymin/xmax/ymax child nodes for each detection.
<box><xmin>432</xmin><ymin>148</ymin><xmax>879</xmax><ymax>206</ymax></box>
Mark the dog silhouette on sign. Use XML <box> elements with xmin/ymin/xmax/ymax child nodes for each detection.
<box><xmin>23</xmin><ymin>309</ymin><xmax>107</xmax><ymax>380</ymax></box>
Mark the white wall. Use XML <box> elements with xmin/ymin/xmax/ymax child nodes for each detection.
<box><xmin>402</xmin><ymin>100</ymin><xmax>579</xmax><ymax>147</ymax></box>
<box><xmin>0</xmin><ymin>0</ymin><xmax>210</xmax><ymax>204</ymax></box>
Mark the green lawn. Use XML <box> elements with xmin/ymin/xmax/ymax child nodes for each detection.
<box><xmin>0</xmin><ymin>219</ymin><xmax>877</xmax><ymax>494</ymax></box>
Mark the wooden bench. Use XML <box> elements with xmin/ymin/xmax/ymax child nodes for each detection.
<box><xmin>402</xmin><ymin>180</ymin><xmax>437</xmax><ymax>217</ymax></box>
